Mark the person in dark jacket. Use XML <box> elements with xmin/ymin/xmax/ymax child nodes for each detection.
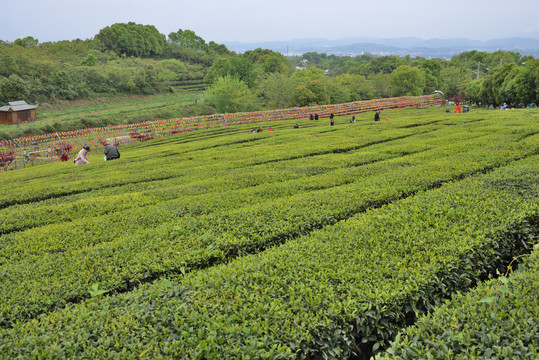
<box><xmin>374</xmin><ymin>110</ymin><xmax>381</xmax><ymax>121</ymax></box>
<box><xmin>104</xmin><ymin>143</ymin><xmax>120</xmax><ymax>161</ymax></box>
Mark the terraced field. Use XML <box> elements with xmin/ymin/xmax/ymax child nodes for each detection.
<box><xmin>0</xmin><ymin>107</ymin><xmax>537</xmax><ymax>359</ymax></box>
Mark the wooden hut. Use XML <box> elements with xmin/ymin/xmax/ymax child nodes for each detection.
<box><xmin>0</xmin><ymin>101</ymin><xmax>39</xmax><ymax>125</ymax></box>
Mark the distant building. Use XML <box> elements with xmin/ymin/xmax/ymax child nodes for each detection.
<box><xmin>0</xmin><ymin>101</ymin><xmax>39</xmax><ymax>125</ymax></box>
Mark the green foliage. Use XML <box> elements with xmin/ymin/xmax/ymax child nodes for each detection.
<box><xmin>391</xmin><ymin>65</ymin><xmax>426</xmax><ymax>96</ymax></box>
<box><xmin>291</xmin><ymin>80</ymin><xmax>329</xmax><ymax>106</ymax></box>
<box><xmin>0</xmin><ymin>52</ymin><xmax>19</xmax><ymax>77</ymax></box>
<box><xmin>258</xmin><ymin>73</ymin><xmax>295</xmax><ymax>108</ymax></box>
<box><xmin>168</xmin><ymin>29</ymin><xmax>207</xmax><ymax>51</ymax></box>
<box><xmin>469</xmin><ymin>60</ymin><xmax>539</xmax><ymax>106</ymax></box>
<box><xmin>205</xmin><ymin>56</ymin><xmax>258</xmax><ymax>88</ymax></box>
<box><xmin>244</xmin><ymin>48</ymin><xmax>293</xmax><ymax>76</ymax></box>
<box><xmin>330</xmin><ymin>73</ymin><xmax>373</xmax><ymax>103</ymax></box>
<box><xmin>0</xmin><ymin>117</ymin><xmax>537</xmax><ymax>358</ymax></box>
<box><xmin>89</xmin><ymin>283</ymin><xmax>109</xmax><ymax>297</ymax></box>
<box><xmin>379</xmin><ymin>248</ymin><xmax>539</xmax><ymax>359</ymax></box>
<box><xmin>164</xmin><ymin>29</ymin><xmax>221</xmax><ymax>66</ymax></box>
<box><xmin>95</xmin><ymin>22</ymin><xmax>166</xmax><ymax>58</ymax></box>
<box><xmin>439</xmin><ymin>66</ymin><xmax>471</xmax><ymax>99</ymax></box>
<box><xmin>0</xmin><ymin>75</ymin><xmax>29</xmax><ymax>104</ymax></box>
<box><xmin>368</xmin><ymin>73</ymin><xmax>393</xmax><ymax>98</ymax></box>
<box><xmin>290</xmin><ymin>68</ymin><xmax>330</xmax><ymax>106</ymax></box>
<box><xmin>3</xmin><ymin>24</ymin><xmax>535</xmax><ymax>116</ymax></box>
<box><xmin>365</xmin><ymin>55</ymin><xmax>407</xmax><ymax>75</ymax></box>
<box><xmin>207</xmin><ymin>41</ymin><xmax>233</xmax><ymax>56</ymax></box>
<box><xmin>204</xmin><ymin>75</ymin><xmax>258</xmax><ymax>113</ymax></box>
<box><xmin>13</xmin><ymin>36</ymin><xmax>39</xmax><ymax>48</ymax></box>
<box><xmin>81</xmin><ymin>53</ymin><xmax>97</xmax><ymax>66</ymax></box>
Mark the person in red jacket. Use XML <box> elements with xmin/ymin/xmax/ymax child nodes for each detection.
<box><xmin>455</xmin><ymin>104</ymin><xmax>461</xmax><ymax>113</ymax></box>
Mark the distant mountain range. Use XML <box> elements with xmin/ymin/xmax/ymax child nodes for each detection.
<box><xmin>224</xmin><ymin>37</ymin><xmax>539</xmax><ymax>58</ymax></box>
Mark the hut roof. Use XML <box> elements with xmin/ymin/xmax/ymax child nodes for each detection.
<box><xmin>0</xmin><ymin>101</ymin><xmax>39</xmax><ymax>112</ymax></box>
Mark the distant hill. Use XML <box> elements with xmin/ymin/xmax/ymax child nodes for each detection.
<box><xmin>224</xmin><ymin>37</ymin><xmax>539</xmax><ymax>58</ymax></box>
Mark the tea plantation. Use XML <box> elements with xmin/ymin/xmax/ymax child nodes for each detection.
<box><xmin>0</xmin><ymin>107</ymin><xmax>537</xmax><ymax>359</ymax></box>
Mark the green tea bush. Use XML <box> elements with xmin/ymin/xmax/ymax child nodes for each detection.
<box><xmin>0</xmin><ymin>154</ymin><xmax>537</xmax><ymax>359</ymax></box>
<box><xmin>378</xmin><ymin>246</ymin><xmax>539</xmax><ymax>360</ymax></box>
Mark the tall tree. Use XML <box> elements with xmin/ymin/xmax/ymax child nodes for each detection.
<box><xmin>95</xmin><ymin>23</ymin><xmax>165</xmax><ymax>57</ymax></box>
<box><xmin>168</xmin><ymin>29</ymin><xmax>207</xmax><ymax>51</ymax></box>
<box><xmin>204</xmin><ymin>76</ymin><xmax>257</xmax><ymax>113</ymax></box>
<box><xmin>390</xmin><ymin>65</ymin><xmax>426</xmax><ymax>96</ymax></box>
<box><xmin>205</xmin><ymin>56</ymin><xmax>258</xmax><ymax>88</ymax></box>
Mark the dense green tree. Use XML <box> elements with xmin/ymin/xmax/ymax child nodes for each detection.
<box><xmin>95</xmin><ymin>23</ymin><xmax>165</xmax><ymax>57</ymax></box>
<box><xmin>490</xmin><ymin>64</ymin><xmax>517</xmax><ymax>104</ymax></box>
<box><xmin>364</xmin><ymin>55</ymin><xmax>405</xmax><ymax>75</ymax></box>
<box><xmin>207</xmin><ymin>41</ymin><xmax>233</xmax><ymax>56</ymax></box>
<box><xmin>328</xmin><ymin>74</ymin><xmax>372</xmax><ymax>103</ymax></box>
<box><xmin>205</xmin><ymin>56</ymin><xmax>258</xmax><ymax>87</ymax></box>
<box><xmin>168</xmin><ymin>29</ymin><xmax>207</xmax><ymax>51</ymax></box>
<box><xmin>367</xmin><ymin>73</ymin><xmax>392</xmax><ymax>98</ymax></box>
<box><xmin>204</xmin><ymin>76</ymin><xmax>258</xmax><ymax>113</ymax></box>
<box><xmin>301</xmin><ymin>52</ymin><xmax>328</xmax><ymax>65</ymax></box>
<box><xmin>511</xmin><ymin>60</ymin><xmax>539</xmax><ymax>104</ymax></box>
<box><xmin>262</xmin><ymin>53</ymin><xmax>293</xmax><ymax>75</ymax></box>
<box><xmin>0</xmin><ymin>75</ymin><xmax>30</xmax><ymax>104</ymax></box>
<box><xmin>258</xmin><ymin>73</ymin><xmax>294</xmax><ymax>109</ymax></box>
<box><xmin>81</xmin><ymin>53</ymin><xmax>97</xmax><ymax>66</ymax></box>
<box><xmin>465</xmin><ymin>78</ymin><xmax>483</xmax><ymax>104</ymax></box>
<box><xmin>390</xmin><ymin>65</ymin><xmax>426</xmax><ymax>96</ymax></box>
<box><xmin>327</xmin><ymin>80</ymin><xmax>351</xmax><ymax>104</ymax></box>
<box><xmin>439</xmin><ymin>67</ymin><xmax>471</xmax><ymax>99</ymax></box>
<box><xmin>242</xmin><ymin>49</ymin><xmax>293</xmax><ymax>76</ymax></box>
<box><xmin>291</xmin><ymin>67</ymin><xmax>325</xmax><ymax>81</ymax></box>
<box><xmin>0</xmin><ymin>52</ymin><xmax>19</xmax><ymax>77</ymax></box>
<box><xmin>13</xmin><ymin>36</ymin><xmax>39</xmax><ymax>48</ymax></box>
<box><xmin>290</xmin><ymin>79</ymin><xmax>329</xmax><ymax>107</ymax></box>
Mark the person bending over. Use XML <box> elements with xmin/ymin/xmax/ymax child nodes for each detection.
<box><xmin>104</xmin><ymin>143</ymin><xmax>120</xmax><ymax>161</ymax></box>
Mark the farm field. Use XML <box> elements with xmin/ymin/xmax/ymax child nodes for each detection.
<box><xmin>0</xmin><ymin>107</ymin><xmax>538</xmax><ymax>359</ymax></box>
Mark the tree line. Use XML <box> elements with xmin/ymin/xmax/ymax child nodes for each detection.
<box><xmin>1</xmin><ymin>22</ymin><xmax>537</xmax><ymax>113</ymax></box>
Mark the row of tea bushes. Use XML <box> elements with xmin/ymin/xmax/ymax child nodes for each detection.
<box><xmin>0</xmin><ymin>123</ymin><xmax>434</xmax><ymax>209</ymax></box>
<box><xmin>0</xmin><ymin>133</ymin><xmax>421</xmax><ymax>235</ymax></box>
<box><xmin>1</xmin><ymin>155</ymin><xmax>537</xmax><ymax>359</ymax></box>
<box><xmin>378</xmin><ymin>246</ymin><xmax>539</xmax><ymax>359</ymax></box>
<box><xmin>0</xmin><ymin>125</ymin><xmax>536</xmax><ymax>326</ymax></box>
<box><xmin>0</xmin><ymin>112</ymin><xmax>527</xmax><ymax>238</ymax></box>
<box><xmin>6</xmin><ymin>104</ymin><xmax>511</xmax><ymax>210</ymax></box>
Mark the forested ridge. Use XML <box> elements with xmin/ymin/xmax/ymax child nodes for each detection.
<box><xmin>1</xmin><ymin>22</ymin><xmax>538</xmax><ymax>113</ymax></box>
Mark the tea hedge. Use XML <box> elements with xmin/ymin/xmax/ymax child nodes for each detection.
<box><xmin>0</xmin><ymin>154</ymin><xmax>537</xmax><ymax>359</ymax></box>
<box><xmin>0</xmin><ymin>122</ymin><xmax>431</xmax><ymax>208</ymax></box>
<box><xmin>0</xmin><ymin>110</ymin><xmax>532</xmax><ymax>234</ymax></box>
<box><xmin>0</xmin><ymin>124</ymin><xmax>536</xmax><ymax>326</ymax></box>
<box><xmin>377</xmin><ymin>246</ymin><xmax>539</xmax><ymax>360</ymax></box>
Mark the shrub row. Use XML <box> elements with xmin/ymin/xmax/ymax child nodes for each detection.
<box><xmin>0</xmin><ymin>125</ymin><xmax>441</xmax><ymax>235</ymax></box>
<box><xmin>0</xmin><ymin>127</ymin><xmax>535</xmax><ymax>327</ymax></box>
<box><xmin>1</xmin><ymin>110</ymin><xmax>532</xmax><ymax>232</ymax></box>
<box><xmin>378</xmin><ymin>245</ymin><xmax>539</xmax><ymax>359</ymax></box>
<box><xmin>0</xmin><ymin>122</ymin><xmax>432</xmax><ymax>208</ymax></box>
<box><xmin>0</xmin><ymin>155</ymin><xmax>537</xmax><ymax>359</ymax></box>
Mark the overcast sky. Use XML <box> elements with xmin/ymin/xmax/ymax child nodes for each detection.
<box><xmin>2</xmin><ymin>0</ymin><xmax>538</xmax><ymax>43</ymax></box>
